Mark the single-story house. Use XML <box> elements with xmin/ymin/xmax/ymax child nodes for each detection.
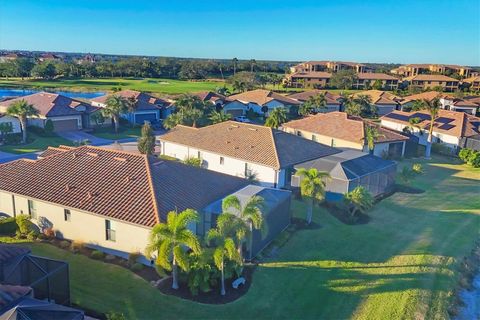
<box><xmin>90</xmin><ymin>89</ymin><xmax>173</xmax><ymax>124</ymax></box>
<box><xmin>352</xmin><ymin>90</ymin><xmax>402</xmax><ymax>116</ymax></box>
<box><xmin>381</xmin><ymin>109</ymin><xmax>480</xmax><ymax>152</ymax></box>
<box><xmin>352</xmin><ymin>73</ymin><xmax>399</xmax><ymax>91</ymax></box>
<box><xmin>292</xmin><ymin>149</ymin><xmax>397</xmax><ymax>201</ymax></box>
<box><xmin>0</xmin><ymin>146</ymin><xmax>289</xmax><ymax>262</ymax></box>
<box><xmin>226</xmin><ymin>89</ymin><xmax>300</xmax><ymax>116</ymax></box>
<box><xmin>287</xmin><ymin>90</ymin><xmax>342</xmax><ymax>113</ymax></box>
<box><xmin>159</xmin><ymin>121</ymin><xmax>340</xmax><ymax>188</ymax></box>
<box><xmin>282</xmin><ymin>112</ymin><xmax>409</xmax><ymax>158</ymax></box>
<box><xmin>400</xmin><ymin>91</ymin><xmax>478</xmax><ymax>115</ymax></box>
<box><xmin>193</xmin><ymin>91</ymin><xmax>227</xmax><ymax>109</ymax></box>
<box><xmin>203</xmin><ymin>185</ymin><xmax>291</xmax><ymax>260</ymax></box>
<box><xmin>0</xmin><ymin>114</ymin><xmax>21</xmax><ymax>134</ymax></box>
<box><xmin>0</xmin><ymin>93</ymin><xmax>104</xmax><ymax>132</ymax></box>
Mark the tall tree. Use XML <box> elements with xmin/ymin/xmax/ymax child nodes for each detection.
<box><xmin>329</xmin><ymin>70</ymin><xmax>358</xmax><ymax>90</ymax></box>
<box><xmin>146</xmin><ymin>209</ymin><xmax>201</xmax><ymax>290</ymax></box>
<box><xmin>412</xmin><ymin>97</ymin><xmax>441</xmax><ymax>158</ymax></box>
<box><xmin>221</xmin><ymin>195</ymin><xmax>264</xmax><ymax>260</ymax></box>
<box><xmin>232</xmin><ymin>58</ymin><xmax>238</xmax><ymax>76</ymax></box>
<box><xmin>209</xmin><ymin>110</ymin><xmax>232</xmax><ymax>124</ymax></box>
<box><xmin>295</xmin><ymin>168</ymin><xmax>330</xmax><ymax>224</ymax></box>
<box><xmin>6</xmin><ymin>99</ymin><xmax>39</xmax><ymax>143</ymax></box>
<box><xmin>101</xmin><ymin>95</ymin><xmax>128</xmax><ymax>133</ymax></box>
<box><xmin>364</xmin><ymin>125</ymin><xmax>383</xmax><ymax>154</ymax></box>
<box><xmin>300</xmin><ymin>93</ymin><xmax>327</xmax><ymax>116</ymax></box>
<box><xmin>137</xmin><ymin>122</ymin><xmax>156</xmax><ymax>155</ymax></box>
<box><xmin>206</xmin><ymin>214</ymin><xmax>242</xmax><ymax>296</ymax></box>
<box><xmin>265</xmin><ymin>107</ymin><xmax>288</xmax><ymax>129</ymax></box>
<box><xmin>343</xmin><ymin>186</ymin><xmax>374</xmax><ymax>219</ymax></box>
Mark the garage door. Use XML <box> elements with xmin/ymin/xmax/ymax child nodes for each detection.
<box><xmin>135</xmin><ymin>113</ymin><xmax>157</xmax><ymax>124</ymax></box>
<box><xmin>226</xmin><ymin>109</ymin><xmax>244</xmax><ymax>117</ymax></box>
<box><xmin>52</xmin><ymin>119</ymin><xmax>79</xmax><ymax>132</ymax></box>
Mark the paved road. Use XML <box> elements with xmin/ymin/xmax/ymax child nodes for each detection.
<box><xmin>0</xmin><ymin>151</ymin><xmax>38</xmax><ymax>164</ymax></box>
<box><xmin>57</xmin><ymin>131</ymin><xmax>112</xmax><ymax>145</ymax></box>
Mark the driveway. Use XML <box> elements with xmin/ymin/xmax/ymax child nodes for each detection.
<box><xmin>57</xmin><ymin>131</ymin><xmax>112</xmax><ymax>146</ymax></box>
<box><xmin>0</xmin><ymin>151</ymin><xmax>38</xmax><ymax>164</ymax></box>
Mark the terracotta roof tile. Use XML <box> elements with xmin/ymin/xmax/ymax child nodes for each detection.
<box><xmin>228</xmin><ymin>89</ymin><xmax>300</xmax><ymax>106</ymax></box>
<box><xmin>160</xmin><ymin>121</ymin><xmax>339</xmax><ymax>169</ymax></box>
<box><xmin>357</xmin><ymin>73</ymin><xmax>398</xmax><ymax>80</ymax></box>
<box><xmin>288</xmin><ymin>90</ymin><xmax>341</xmax><ymax>104</ymax></box>
<box><xmin>288</xmin><ymin>71</ymin><xmax>332</xmax><ymax>79</ymax></box>
<box><xmin>353</xmin><ymin>90</ymin><xmax>402</xmax><ymax>105</ymax></box>
<box><xmin>91</xmin><ymin>90</ymin><xmax>168</xmax><ymax>111</ymax></box>
<box><xmin>403</xmin><ymin>74</ymin><xmax>459</xmax><ymax>82</ymax></box>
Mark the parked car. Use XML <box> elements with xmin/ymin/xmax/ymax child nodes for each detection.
<box><xmin>234</xmin><ymin>116</ymin><xmax>252</xmax><ymax>123</ymax></box>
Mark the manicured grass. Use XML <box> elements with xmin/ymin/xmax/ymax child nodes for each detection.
<box><xmin>6</xmin><ymin>156</ymin><xmax>480</xmax><ymax>319</ymax></box>
<box><xmin>91</xmin><ymin>126</ymin><xmax>141</xmax><ymax>140</ymax></box>
<box><xmin>0</xmin><ymin>133</ymin><xmax>73</xmax><ymax>154</ymax></box>
<box><xmin>0</xmin><ymin>77</ymin><xmax>228</xmax><ymax>95</ymax></box>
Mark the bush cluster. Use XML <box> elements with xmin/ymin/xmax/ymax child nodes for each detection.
<box><xmin>459</xmin><ymin>148</ymin><xmax>480</xmax><ymax>168</ymax></box>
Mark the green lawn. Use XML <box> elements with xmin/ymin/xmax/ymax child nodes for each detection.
<box><xmin>6</xmin><ymin>156</ymin><xmax>480</xmax><ymax>319</ymax></box>
<box><xmin>0</xmin><ymin>133</ymin><xmax>73</xmax><ymax>154</ymax></box>
<box><xmin>0</xmin><ymin>77</ymin><xmax>228</xmax><ymax>95</ymax></box>
<box><xmin>91</xmin><ymin>126</ymin><xmax>141</xmax><ymax>140</ymax></box>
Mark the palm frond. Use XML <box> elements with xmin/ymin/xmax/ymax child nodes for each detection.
<box><xmin>173</xmin><ymin>245</ymin><xmax>190</xmax><ymax>272</ymax></box>
<box><xmin>222</xmin><ymin>195</ymin><xmax>241</xmax><ymax>213</ymax></box>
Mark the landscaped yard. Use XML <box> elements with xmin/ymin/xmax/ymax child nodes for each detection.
<box><xmin>5</xmin><ymin>156</ymin><xmax>479</xmax><ymax>319</ymax></box>
<box><xmin>0</xmin><ymin>77</ymin><xmax>228</xmax><ymax>95</ymax></box>
<box><xmin>0</xmin><ymin>133</ymin><xmax>73</xmax><ymax>154</ymax></box>
<box><xmin>91</xmin><ymin>126</ymin><xmax>141</xmax><ymax>140</ymax></box>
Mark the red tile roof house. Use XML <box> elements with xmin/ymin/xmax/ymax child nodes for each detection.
<box><xmin>352</xmin><ymin>90</ymin><xmax>403</xmax><ymax>116</ymax></box>
<box><xmin>0</xmin><ymin>145</ymin><xmax>267</xmax><ymax>263</ymax></box>
<box><xmin>90</xmin><ymin>89</ymin><xmax>173</xmax><ymax>125</ymax></box>
<box><xmin>282</xmin><ymin>111</ymin><xmax>409</xmax><ymax>158</ymax></box>
<box><xmin>193</xmin><ymin>91</ymin><xmax>227</xmax><ymax>109</ymax></box>
<box><xmin>0</xmin><ymin>93</ymin><xmax>104</xmax><ymax>132</ymax></box>
<box><xmin>380</xmin><ymin>109</ymin><xmax>480</xmax><ymax>153</ymax></box>
<box><xmin>287</xmin><ymin>90</ymin><xmax>342</xmax><ymax>113</ymax></box>
<box><xmin>225</xmin><ymin>89</ymin><xmax>300</xmax><ymax>117</ymax></box>
<box><xmin>159</xmin><ymin>121</ymin><xmax>339</xmax><ymax>188</ymax></box>
<box><xmin>400</xmin><ymin>91</ymin><xmax>478</xmax><ymax>115</ymax></box>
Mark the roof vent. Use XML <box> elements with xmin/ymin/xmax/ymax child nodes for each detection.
<box><xmin>65</xmin><ymin>184</ymin><xmax>72</xmax><ymax>192</ymax></box>
<box><xmin>114</xmin><ymin>157</ymin><xmax>127</xmax><ymax>162</ymax></box>
<box><xmin>229</xmin><ymin>124</ymin><xmax>239</xmax><ymax>128</ymax></box>
<box><xmin>234</xmin><ymin>146</ymin><xmax>240</xmax><ymax>150</ymax></box>
<box><xmin>125</xmin><ymin>176</ymin><xmax>133</xmax><ymax>183</ymax></box>
<box><xmin>248</xmin><ymin>128</ymin><xmax>258</xmax><ymax>131</ymax></box>
<box><xmin>250</xmin><ymin>145</ymin><xmax>255</xmax><ymax>148</ymax></box>
<box><xmin>72</xmin><ymin>153</ymin><xmax>77</xmax><ymax>159</ymax></box>
<box><xmin>87</xmin><ymin>152</ymin><xmax>98</xmax><ymax>157</ymax></box>
<box><xmin>86</xmin><ymin>191</ymin><xmax>94</xmax><ymax>200</ymax></box>
<box><xmin>226</xmin><ymin>140</ymin><xmax>231</xmax><ymax>144</ymax></box>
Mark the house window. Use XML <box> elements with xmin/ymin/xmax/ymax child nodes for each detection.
<box><xmin>312</xmin><ymin>134</ymin><xmax>318</xmax><ymax>142</ymax></box>
<box><xmin>28</xmin><ymin>200</ymin><xmax>37</xmax><ymax>219</ymax></box>
<box><xmin>105</xmin><ymin>220</ymin><xmax>116</xmax><ymax>242</ymax></box>
<box><xmin>64</xmin><ymin>209</ymin><xmax>71</xmax><ymax>222</ymax></box>
<box><xmin>220</xmin><ymin>157</ymin><xmax>224</xmax><ymax>165</ymax></box>
<box><xmin>296</xmin><ymin>131</ymin><xmax>302</xmax><ymax>137</ymax></box>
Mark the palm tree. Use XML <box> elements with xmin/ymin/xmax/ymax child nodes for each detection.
<box><xmin>209</xmin><ymin>110</ymin><xmax>232</xmax><ymax>124</ymax></box>
<box><xmin>206</xmin><ymin>215</ymin><xmax>241</xmax><ymax>296</ymax></box>
<box><xmin>250</xmin><ymin>59</ymin><xmax>256</xmax><ymax>73</ymax></box>
<box><xmin>300</xmin><ymin>93</ymin><xmax>327</xmax><ymax>116</ymax></box>
<box><xmin>221</xmin><ymin>195</ymin><xmax>264</xmax><ymax>260</ymax></box>
<box><xmin>364</xmin><ymin>125</ymin><xmax>383</xmax><ymax>154</ymax></box>
<box><xmin>338</xmin><ymin>92</ymin><xmax>353</xmax><ymax>112</ymax></box>
<box><xmin>146</xmin><ymin>209</ymin><xmax>201</xmax><ymax>290</ymax></box>
<box><xmin>343</xmin><ymin>186</ymin><xmax>374</xmax><ymax>219</ymax></box>
<box><xmin>6</xmin><ymin>99</ymin><xmax>39</xmax><ymax>143</ymax></box>
<box><xmin>101</xmin><ymin>95</ymin><xmax>129</xmax><ymax>133</ymax></box>
<box><xmin>416</xmin><ymin>97</ymin><xmax>441</xmax><ymax>158</ymax></box>
<box><xmin>295</xmin><ymin>168</ymin><xmax>330</xmax><ymax>224</ymax></box>
<box><xmin>265</xmin><ymin>108</ymin><xmax>288</xmax><ymax>129</ymax></box>
<box><xmin>232</xmin><ymin>58</ymin><xmax>238</xmax><ymax>75</ymax></box>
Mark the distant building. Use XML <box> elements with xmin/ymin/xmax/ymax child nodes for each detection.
<box><xmin>0</xmin><ymin>52</ymin><xmax>27</xmax><ymax>62</ymax></box>
<box><xmin>463</xmin><ymin>76</ymin><xmax>480</xmax><ymax>91</ymax></box>
<box><xmin>287</xmin><ymin>90</ymin><xmax>342</xmax><ymax>113</ymax></box>
<box><xmin>282</xmin><ymin>111</ymin><xmax>408</xmax><ymax>158</ymax></box>
<box><xmin>284</xmin><ymin>71</ymin><xmax>332</xmax><ymax>88</ymax></box>
<box><xmin>290</xmin><ymin>61</ymin><xmax>367</xmax><ymax>74</ymax></box>
<box><xmin>193</xmin><ymin>91</ymin><xmax>227</xmax><ymax>108</ymax></box>
<box><xmin>38</xmin><ymin>53</ymin><xmax>62</xmax><ymax>62</ymax></box>
<box><xmin>225</xmin><ymin>89</ymin><xmax>300</xmax><ymax>116</ymax></box>
<box><xmin>391</xmin><ymin>63</ymin><xmax>472</xmax><ymax>78</ymax></box>
<box><xmin>403</xmin><ymin>74</ymin><xmax>459</xmax><ymax>92</ymax></box>
<box><xmin>400</xmin><ymin>91</ymin><xmax>478</xmax><ymax>115</ymax></box>
<box><xmin>352</xmin><ymin>73</ymin><xmax>399</xmax><ymax>90</ymax></box>
<box><xmin>76</xmin><ymin>54</ymin><xmax>96</xmax><ymax>64</ymax></box>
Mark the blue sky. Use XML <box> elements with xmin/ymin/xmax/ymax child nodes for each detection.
<box><xmin>1</xmin><ymin>0</ymin><xmax>479</xmax><ymax>65</ymax></box>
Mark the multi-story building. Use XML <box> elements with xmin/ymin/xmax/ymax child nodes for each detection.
<box><xmin>463</xmin><ymin>76</ymin><xmax>480</xmax><ymax>91</ymax></box>
<box><xmin>290</xmin><ymin>61</ymin><xmax>366</xmax><ymax>74</ymax></box>
<box><xmin>352</xmin><ymin>73</ymin><xmax>399</xmax><ymax>90</ymax></box>
<box><xmin>391</xmin><ymin>64</ymin><xmax>472</xmax><ymax>78</ymax></box>
<box><xmin>403</xmin><ymin>74</ymin><xmax>459</xmax><ymax>92</ymax></box>
<box><xmin>284</xmin><ymin>71</ymin><xmax>332</xmax><ymax>88</ymax></box>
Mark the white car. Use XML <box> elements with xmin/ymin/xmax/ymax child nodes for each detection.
<box><xmin>234</xmin><ymin>116</ymin><xmax>252</xmax><ymax>123</ymax></box>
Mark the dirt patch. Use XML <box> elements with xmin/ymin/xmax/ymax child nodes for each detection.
<box><xmin>157</xmin><ymin>265</ymin><xmax>255</xmax><ymax>304</ymax></box>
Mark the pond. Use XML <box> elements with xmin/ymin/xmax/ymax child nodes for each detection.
<box><xmin>0</xmin><ymin>88</ymin><xmax>105</xmax><ymax>100</ymax></box>
<box><xmin>456</xmin><ymin>273</ymin><xmax>480</xmax><ymax>320</ymax></box>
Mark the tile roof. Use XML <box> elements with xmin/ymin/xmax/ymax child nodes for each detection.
<box><xmin>283</xmin><ymin>111</ymin><xmax>408</xmax><ymax>145</ymax></box>
<box><xmin>0</xmin><ymin>92</ymin><xmax>98</xmax><ymax>117</ymax></box>
<box><xmin>0</xmin><ymin>146</ymin><xmax>248</xmax><ymax>227</ymax></box>
<box><xmin>357</xmin><ymin>73</ymin><xmax>398</xmax><ymax>81</ymax></box>
<box><xmin>381</xmin><ymin>109</ymin><xmax>480</xmax><ymax>138</ymax></box>
<box><xmin>403</xmin><ymin>74</ymin><xmax>459</xmax><ymax>82</ymax></box>
<box><xmin>91</xmin><ymin>90</ymin><xmax>169</xmax><ymax>111</ymax></box>
<box><xmin>353</xmin><ymin>90</ymin><xmax>402</xmax><ymax>105</ymax></box>
<box><xmin>193</xmin><ymin>91</ymin><xmax>226</xmax><ymax>102</ymax></box>
<box><xmin>160</xmin><ymin>121</ymin><xmax>339</xmax><ymax>169</ymax></box>
<box><xmin>288</xmin><ymin>90</ymin><xmax>341</xmax><ymax>104</ymax></box>
<box><xmin>228</xmin><ymin>89</ymin><xmax>300</xmax><ymax>106</ymax></box>
<box><xmin>463</xmin><ymin>76</ymin><xmax>480</xmax><ymax>83</ymax></box>
<box><xmin>304</xmin><ymin>61</ymin><xmax>366</xmax><ymax>67</ymax></box>
<box><xmin>400</xmin><ymin>91</ymin><xmax>451</xmax><ymax>104</ymax></box>
<box><xmin>288</xmin><ymin>71</ymin><xmax>332</xmax><ymax>79</ymax></box>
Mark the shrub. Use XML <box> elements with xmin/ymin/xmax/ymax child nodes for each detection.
<box><xmin>4</xmin><ymin>133</ymin><xmax>22</xmax><ymax>145</ymax></box>
<box><xmin>183</xmin><ymin>157</ymin><xmax>202</xmax><ymax>167</ymax></box>
<box><xmin>412</xmin><ymin>163</ymin><xmax>423</xmax><ymax>175</ymax></box>
<box><xmin>128</xmin><ymin>251</ymin><xmax>141</xmax><ymax>266</ymax></box>
<box><xmin>91</xmin><ymin>250</ymin><xmax>105</xmax><ymax>260</ymax></box>
<box><xmin>0</xmin><ymin>217</ymin><xmax>18</xmax><ymax>235</ymax></box>
<box><xmin>106</xmin><ymin>312</ymin><xmax>126</xmax><ymax>320</ymax></box>
<box><xmin>70</xmin><ymin>240</ymin><xmax>85</xmax><ymax>253</ymax></box>
<box><xmin>459</xmin><ymin>148</ymin><xmax>473</xmax><ymax>162</ymax></box>
<box><xmin>130</xmin><ymin>262</ymin><xmax>144</xmax><ymax>272</ymax></box>
<box><xmin>105</xmin><ymin>254</ymin><xmax>116</xmax><ymax>262</ymax></box>
<box><xmin>26</xmin><ymin>231</ymin><xmax>37</xmax><ymax>241</ymax></box>
<box><xmin>467</xmin><ymin>151</ymin><xmax>480</xmax><ymax>168</ymax></box>
<box><xmin>44</xmin><ymin>120</ymin><xmax>54</xmax><ymax>136</ymax></box>
<box><xmin>27</xmin><ymin>125</ymin><xmax>46</xmax><ymax>136</ymax></box>
<box><xmin>15</xmin><ymin>215</ymin><xmax>36</xmax><ymax>237</ymax></box>
<box><xmin>59</xmin><ymin>240</ymin><xmax>71</xmax><ymax>249</ymax></box>
<box><xmin>431</xmin><ymin>143</ymin><xmax>453</xmax><ymax>156</ymax></box>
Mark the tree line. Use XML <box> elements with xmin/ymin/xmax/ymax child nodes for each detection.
<box><xmin>0</xmin><ymin>56</ymin><xmax>291</xmax><ymax>80</ymax></box>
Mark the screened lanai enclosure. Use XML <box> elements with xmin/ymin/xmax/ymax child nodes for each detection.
<box><xmin>293</xmin><ymin>150</ymin><xmax>397</xmax><ymax>201</ymax></box>
<box><xmin>202</xmin><ymin>185</ymin><xmax>292</xmax><ymax>260</ymax></box>
<box><xmin>0</xmin><ymin>297</ymin><xmax>84</xmax><ymax>320</ymax></box>
<box><xmin>0</xmin><ymin>245</ymin><xmax>70</xmax><ymax>306</ymax></box>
